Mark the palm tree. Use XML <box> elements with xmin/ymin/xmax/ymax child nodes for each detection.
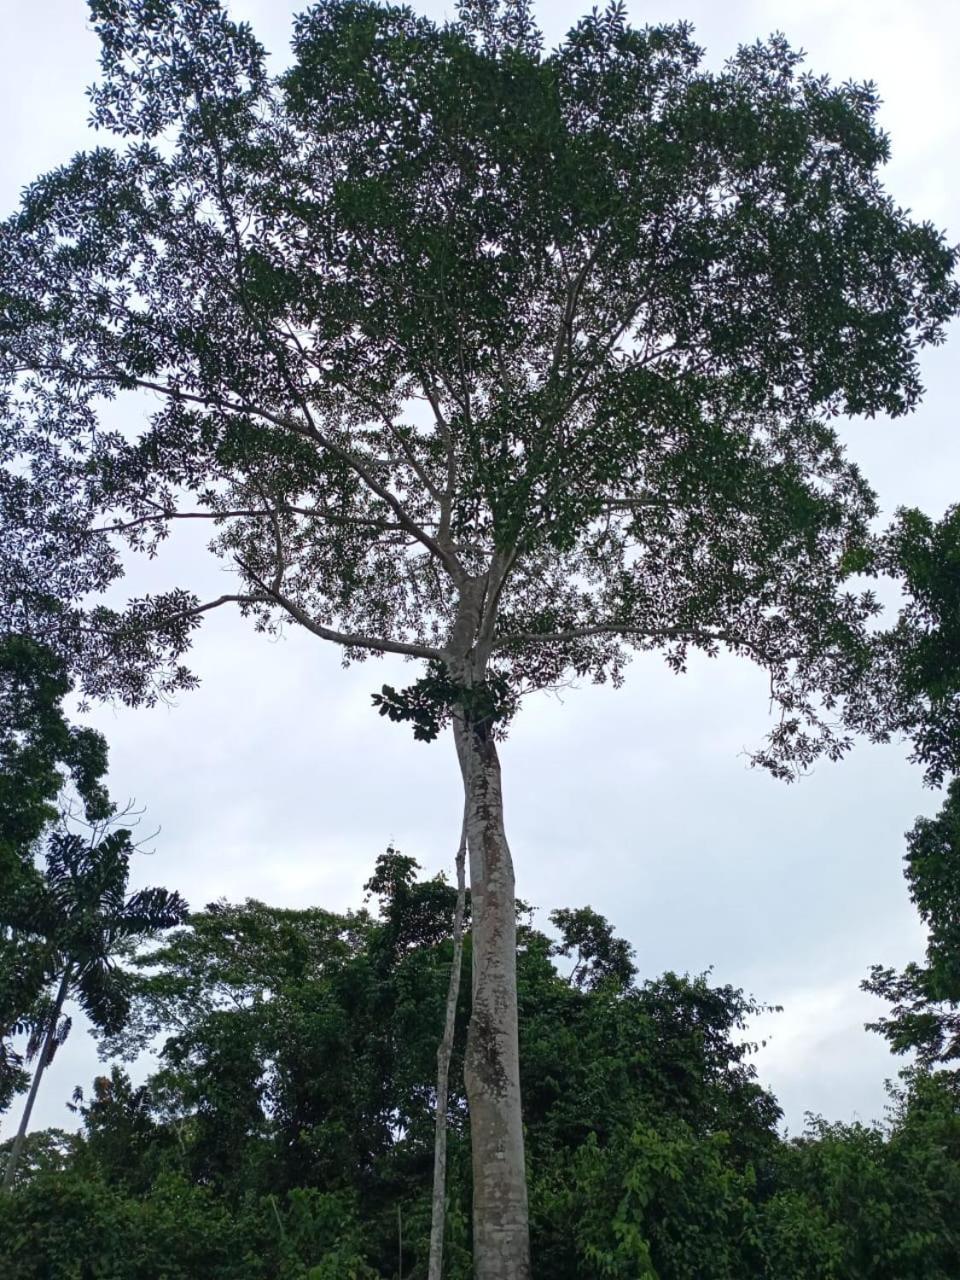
<box><xmin>0</xmin><ymin>634</ymin><xmax>112</xmax><ymax>1112</ymax></box>
<box><xmin>1</xmin><ymin>822</ymin><xmax>186</xmax><ymax>1191</ymax></box>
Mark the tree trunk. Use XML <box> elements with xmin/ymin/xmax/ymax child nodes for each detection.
<box><xmin>2</xmin><ymin>964</ymin><xmax>71</xmax><ymax>1193</ymax></box>
<box><xmin>453</xmin><ymin>716</ymin><xmax>530</xmax><ymax>1280</ymax></box>
<box><xmin>428</xmin><ymin>808</ymin><xmax>469</xmax><ymax>1280</ymax></box>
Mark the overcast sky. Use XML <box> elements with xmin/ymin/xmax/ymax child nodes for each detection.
<box><xmin>3</xmin><ymin>0</ymin><xmax>958</xmax><ymax>1140</ymax></box>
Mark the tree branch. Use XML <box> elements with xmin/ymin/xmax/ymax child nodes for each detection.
<box><xmin>475</xmin><ymin>545</ymin><xmax>520</xmax><ymax>668</ymax></box>
<box><xmin>46</xmin><ymin>364</ymin><xmax>465</xmax><ymax>581</ymax></box>
<box><xmin>373</xmin><ymin>405</ymin><xmax>444</xmax><ymax>505</ymax></box>
<box><xmin>548</xmin><ymin>232</ymin><xmax>607</xmax><ymax>386</ymax></box>
<box><xmin>419</xmin><ymin>374</ymin><xmax>458</xmax><ymax>552</ymax></box>
<box><xmin>93</xmin><ymin>506</ymin><xmax>417</xmax><ymax>536</ymax></box>
<box><xmin>143</xmin><ymin>593</ymin><xmax>265</xmax><ymax>631</ymax></box>
<box><xmin>236</xmin><ymin>559</ymin><xmax>445</xmax><ymax>661</ymax></box>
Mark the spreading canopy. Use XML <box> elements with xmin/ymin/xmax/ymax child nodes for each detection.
<box><xmin>1</xmin><ymin>0</ymin><xmax>957</xmax><ymax>770</ymax></box>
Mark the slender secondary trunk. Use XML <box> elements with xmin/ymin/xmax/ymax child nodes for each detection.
<box><xmin>2</xmin><ymin>964</ymin><xmax>71</xmax><ymax>1193</ymax></box>
<box><xmin>428</xmin><ymin>808</ymin><xmax>469</xmax><ymax>1280</ymax></box>
<box><xmin>453</xmin><ymin>715</ymin><xmax>530</xmax><ymax>1280</ymax></box>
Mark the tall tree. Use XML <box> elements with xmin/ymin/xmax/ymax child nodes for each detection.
<box><xmin>0</xmin><ymin>822</ymin><xmax>187</xmax><ymax>1192</ymax></box>
<box><xmin>2</xmin><ymin>1</ymin><xmax>957</xmax><ymax>1272</ymax></box>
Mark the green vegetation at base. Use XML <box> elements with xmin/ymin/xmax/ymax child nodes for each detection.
<box><xmin>3</xmin><ymin>849</ymin><xmax>959</xmax><ymax>1279</ymax></box>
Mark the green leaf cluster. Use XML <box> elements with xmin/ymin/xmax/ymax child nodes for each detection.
<box><xmin>371</xmin><ymin>662</ymin><xmax>517</xmax><ymax>741</ymax></box>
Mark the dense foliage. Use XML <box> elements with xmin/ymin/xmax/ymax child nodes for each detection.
<box><xmin>2</xmin><ymin>852</ymin><xmax>959</xmax><ymax>1278</ymax></box>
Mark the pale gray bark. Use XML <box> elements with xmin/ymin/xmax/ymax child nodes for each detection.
<box><xmin>428</xmin><ymin>809</ymin><xmax>468</xmax><ymax>1280</ymax></box>
<box><xmin>453</xmin><ymin>716</ymin><xmax>530</xmax><ymax>1280</ymax></box>
<box><xmin>440</xmin><ymin>574</ymin><xmax>530</xmax><ymax>1280</ymax></box>
<box><xmin>2</xmin><ymin>965</ymin><xmax>71</xmax><ymax>1194</ymax></box>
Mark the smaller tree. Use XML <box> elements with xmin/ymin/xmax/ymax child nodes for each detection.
<box><xmin>1</xmin><ymin>820</ymin><xmax>187</xmax><ymax>1192</ymax></box>
<box><xmin>0</xmin><ymin>635</ymin><xmax>110</xmax><ymax>868</ymax></box>
<box><xmin>549</xmin><ymin>905</ymin><xmax>636</xmax><ymax>991</ymax></box>
<box><xmin>849</xmin><ymin>506</ymin><xmax>960</xmax><ymax>787</ymax></box>
<box><xmin>864</xmin><ymin>778</ymin><xmax>960</xmax><ymax>1067</ymax></box>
